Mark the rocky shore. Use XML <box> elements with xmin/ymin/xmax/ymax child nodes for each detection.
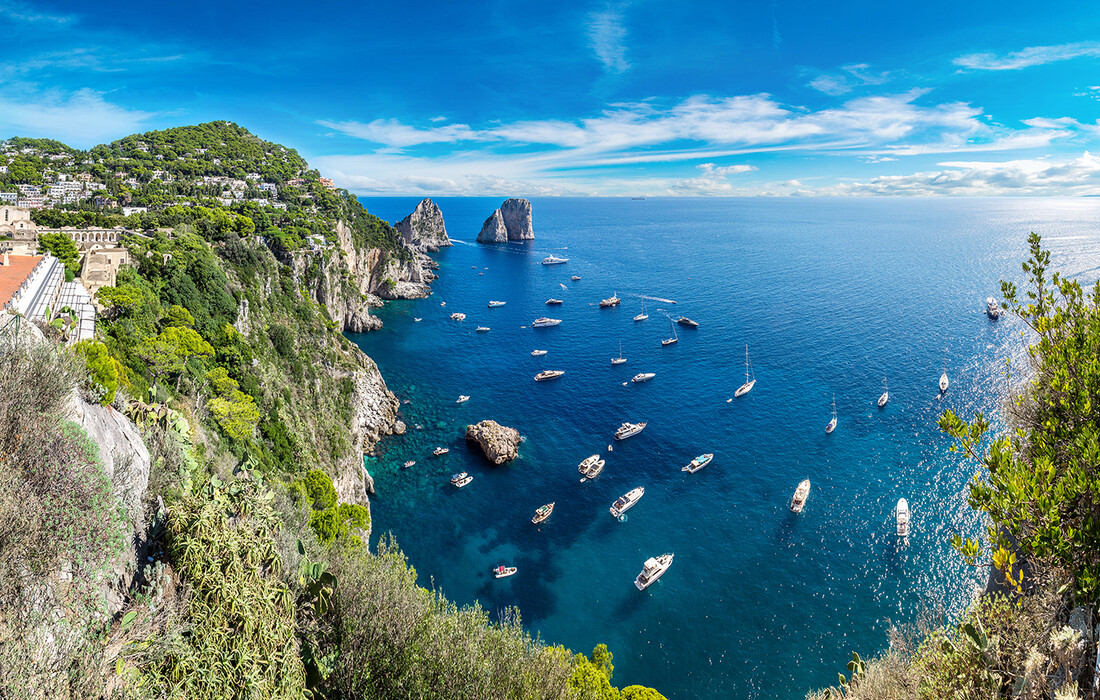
<box><xmin>477</xmin><ymin>198</ymin><xmax>534</xmax><ymax>243</ymax></box>
<box><xmin>465</xmin><ymin>420</ymin><xmax>522</xmax><ymax>464</ymax></box>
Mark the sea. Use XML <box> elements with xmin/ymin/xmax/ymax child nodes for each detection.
<box><xmin>347</xmin><ymin>197</ymin><xmax>1100</xmax><ymax>699</ymax></box>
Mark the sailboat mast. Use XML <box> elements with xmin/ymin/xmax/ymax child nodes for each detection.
<box><xmin>745</xmin><ymin>344</ymin><xmax>750</xmax><ymax>383</ymax></box>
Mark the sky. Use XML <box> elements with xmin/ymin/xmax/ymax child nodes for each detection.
<box><xmin>3</xmin><ymin>0</ymin><xmax>1100</xmax><ymax>196</ymax></box>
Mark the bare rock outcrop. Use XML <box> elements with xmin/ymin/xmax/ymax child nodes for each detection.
<box><xmin>332</xmin><ymin>357</ymin><xmax>400</xmax><ymax>507</ymax></box>
<box><xmin>477</xmin><ymin>209</ymin><xmax>509</xmax><ymax>244</ymax></box>
<box><xmin>500</xmin><ymin>198</ymin><xmax>534</xmax><ymax>240</ymax></box>
<box><xmin>395</xmin><ymin>198</ymin><xmax>451</xmax><ymax>252</ymax></box>
<box><xmin>465</xmin><ymin>420</ymin><xmax>522</xmax><ymax>465</ymax></box>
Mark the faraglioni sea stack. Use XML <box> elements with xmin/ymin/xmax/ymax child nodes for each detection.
<box><xmin>465</xmin><ymin>420</ymin><xmax>522</xmax><ymax>464</ymax></box>
<box><xmin>477</xmin><ymin>198</ymin><xmax>534</xmax><ymax>243</ymax></box>
<box><xmin>395</xmin><ymin>198</ymin><xmax>452</xmax><ymax>252</ymax></box>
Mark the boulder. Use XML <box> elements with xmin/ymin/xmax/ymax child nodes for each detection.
<box><xmin>500</xmin><ymin>198</ymin><xmax>534</xmax><ymax>240</ymax></box>
<box><xmin>465</xmin><ymin>420</ymin><xmax>521</xmax><ymax>465</ymax></box>
<box><xmin>477</xmin><ymin>209</ymin><xmax>509</xmax><ymax>244</ymax></box>
<box><xmin>395</xmin><ymin>198</ymin><xmax>452</xmax><ymax>252</ymax></box>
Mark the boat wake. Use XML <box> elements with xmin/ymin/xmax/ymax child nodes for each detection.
<box><xmin>640</xmin><ymin>295</ymin><xmax>676</xmax><ymax>304</ymax></box>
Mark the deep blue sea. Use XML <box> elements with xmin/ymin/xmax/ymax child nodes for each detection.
<box><xmin>347</xmin><ymin>197</ymin><xmax>1100</xmax><ymax>699</ymax></box>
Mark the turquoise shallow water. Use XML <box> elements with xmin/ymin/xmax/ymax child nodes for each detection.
<box><xmin>348</xmin><ymin>197</ymin><xmax>1100</xmax><ymax>698</ymax></box>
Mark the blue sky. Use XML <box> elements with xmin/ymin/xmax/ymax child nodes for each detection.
<box><xmin>3</xmin><ymin>0</ymin><xmax>1100</xmax><ymax>196</ymax></box>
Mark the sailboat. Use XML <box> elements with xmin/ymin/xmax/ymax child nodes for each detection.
<box><xmin>611</xmin><ymin>341</ymin><xmax>627</xmax><ymax>365</ymax></box>
<box><xmin>733</xmin><ymin>345</ymin><xmax>756</xmax><ymax>397</ymax></box>
<box><xmin>825</xmin><ymin>395</ymin><xmax>837</xmax><ymax>433</ymax></box>
<box><xmin>661</xmin><ymin>318</ymin><xmax>678</xmax><ymax>346</ymax></box>
<box><xmin>939</xmin><ymin>349</ymin><xmax>949</xmax><ymax>393</ymax></box>
<box><xmin>634</xmin><ymin>296</ymin><xmax>649</xmax><ymax>322</ymax></box>
<box><xmin>878</xmin><ymin>377</ymin><xmax>889</xmax><ymax>407</ymax></box>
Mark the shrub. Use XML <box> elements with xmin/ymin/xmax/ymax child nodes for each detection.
<box><xmin>301</xmin><ymin>469</ymin><xmax>337</xmax><ymax>511</ymax></box>
<box><xmin>269</xmin><ymin>323</ymin><xmax>296</xmax><ymax>359</ymax></box>
<box><xmin>74</xmin><ymin>339</ymin><xmax>125</xmax><ymax>405</ymax></box>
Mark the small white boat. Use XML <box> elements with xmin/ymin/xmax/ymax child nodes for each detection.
<box><xmin>454</xmin><ymin>475</ymin><xmax>473</xmax><ymax>488</ymax></box>
<box><xmin>414</xmin><ymin>317</ymin><xmax>422</xmax><ymax>322</ymax></box>
<box><xmin>577</xmin><ymin>454</ymin><xmax>601</xmax><ymax>473</ymax></box>
<box><xmin>488</xmin><ymin>300</ymin><xmax>506</xmax><ymax>307</ymax></box>
<box><xmin>402</xmin><ymin>460</ymin><xmax>416</xmax><ymax>469</ymax></box>
<box><xmin>531</xmin><ymin>349</ymin><xmax>548</xmax><ymax>356</ymax></box>
<box><xmin>456</xmin><ymin>395</ymin><xmax>470</xmax><ymax>403</ymax></box>
<box><xmin>546</xmin><ymin>298</ymin><xmax>563</xmax><ymax>305</ymax></box>
<box><xmin>825</xmin><ymin>396</ymin><xmax>837</xmax><ymax>434</ymax></box>
<box><xmin>939</xmin><ymin>371</ymin><xmax>949</xmax><ymax>393</ymax></box>
<box><xmin>450</xmin><ymin>471</ymin><xmax>468</xmax><ymax>484</ymax></box>
<box><xmin>582</xmin><ymin>459</ymin><xmax>605</xmax><ymax>479</ymax></box>
<box><xmin>662</xmin><ymin>318</ymin><xmax>678</xmax><ymax>346</ymax></box>
<box><xmin>534</xmin><ymin>370</ymin><xmax>565</xmax><ymax>382</ymax></box>
<box><xmin>610</xmin><ymin>486</ymin><xmax>645</xmax><ymax>517</ymax></box>
<box><xmin>532</xmin><ymin>502</ymin><xmax>555</xmax><ymax>524</ymax></box>
<box><xmin>986</xmin><ymin>297</ymin><xmax>1002</xmax><ymax>319</ymax></box>
<box><xmin>631</xmin><ymin>372</ymin><xmax>655</xmax><ymax>383</ymax></box>
<box><xmin>599</xmin><ymin>292</ymin><xmax>621</xmax><ymax>308</ymax></box>
<box><xmin>790</xmin><ymin>479</ymin><xmax>811</xmax><ymax>513</ymax></box>
<box><xmin>896</xmin><ymin>498</ymin><xmax>910</xmax><ymax>537</ymax></box>
<box><xmin>878</xmin><ymin>377</ymin><xmax>889</xmax><ymax>407</ymax></box>
<box><xmin>494</xmin><ymin>565</ymin><xmax>517</xmax><ymax>579</ymax></box>
<box><xmin>634</xmin><ymin>296</ymin><xmax>648</xmax><ymax>322</ymax></box>
<box><xmin>450</xmin><ymin>312</ymin><xmax>466</xmax><ymax>321</ymax></box>
<box><xmin>571</xmin><ymin>275</ymin><xmax>581</xmax><ymax>280</ymax></box>
<box><xmin>734</xmin><ymin>345</ymin><xmax>756</xmax><ymax>397</ymax></box>
<box><xmin>441</xmin><ymin>301</ymin><xmax>446</xmax><ymax>306</ymax></box>
<box><xmin>433</xmin><ymin>447</ymin><xmax>450</xmax><ymax>456</ymax></box>
<box><xmin>634</xmin><ymin>553</ymin><xmax>673</xmax><ymax>590</ymax></box>
<box><xmin>614</xmin><ymin>422</ymin><xmax>647</xmax><ymax>440</ymax></box>
<box><xmin>532</xmin><ymin>317</ymin><xmax>562</xmax><ymax>328</ymax></box>
<box><xmin>611</xmin><ymin>341</ymin><xmax>627</xmax><ymax>365</ymax></box>
<box><xmin>541</xmin><ymin>255</ymin><xmax>569</xmax><ymax>265</ymax></box>
<box><xmin>476</xmin><ymin>326</ymin><xmax>490</xmax><ymax>332</ymax></box>
<box><xmin>682</xmin><ymin>453</ymin><xmax>713</xmax><ymax>473</ymax></box>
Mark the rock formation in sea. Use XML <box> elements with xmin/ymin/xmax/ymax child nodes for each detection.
<box><xmin>465</xmin><ymin>420</ymin><xmax>522</xmax><ymax>464</ymax></box>
<box><xmin>477</xmin><ymin>209</ymin><xmax>509</xmax><ymax>244</ymax></box>
<box><xmin>477</xmin><ymin>198</ymin><xmax>534</xmax><ymax>243</ymax></box>
<box><xmin>395</xmin><ymin>198</ymin><xmax>452</xmax><ymax>252</ymax></box>
<box><xmin>500</xmin><ymin>198</ymin><xmax>534</xmax><ymax>240</ymax></box>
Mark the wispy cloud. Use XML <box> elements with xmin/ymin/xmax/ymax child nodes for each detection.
<box><xmin>587</xmin><ymin>4</ymin><xmax>630</xmax><ymax>74</ymax></box>
<box><xmin>0</xmin><ymin>0</ymin><xmax>76</xmax><ymax>24</ymax></box>
<box><xmin>667</xmin><ymin>162</ymin><xmax>757</xmax><ymax>195</ymax></box>
<box><xmin>954</xmin><ymin>41</ymin><xmax>1100</xmax><ymax>71</ymax></box>
<box><xmin>0</xmin><ymin>88</ymin><xmax>153</xmax><ymax>147</ymax></box>
<box><xmin>808</xmin><ymin>63</ymin><xmax>890</xmax><ymax>96</ymax></box>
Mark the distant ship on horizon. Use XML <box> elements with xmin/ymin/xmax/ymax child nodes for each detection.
<box><xmin>631</xmin><ymin>196</ymin><xmax>647</xmax><ymax>200</ymax></box>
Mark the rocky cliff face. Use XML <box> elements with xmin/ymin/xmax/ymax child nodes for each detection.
<box><xmin>465</xmin><ymin>420</ymin><xmax>522</xmax><ymax>464</ymax></box>
<box><xmin>477</xmin><ymin>209</ymin><xmax>509</xmax><ymax>244</ymax></box>
<box><xmin>500</xmin><ymin>198</ymin><xmax>534</xmax><ymax>240</ymax></box>
<box><xmin>332</xmin><ymin>355</ymin><xmax>399</xmax><ymax>511</ymax></box>
<box><xmin>395</xmin><ymin>198</ymin><xmax>452</xmax><ymax>252</ymax></box>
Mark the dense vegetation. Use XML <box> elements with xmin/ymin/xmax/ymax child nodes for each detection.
<box><xmin>0</xmin><ymin>123</ymin><xmax>666</xmax><ymax>699</ymax></box>
<box><xmin>810</xmin><ymin>234</ymin><xmax>1098</xmax><ymax>700</ymax></box>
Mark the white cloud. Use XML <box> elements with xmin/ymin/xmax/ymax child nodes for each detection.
<box><xmin>0</xmin><ymin>88</ymin><xmax>152</xmax><ymax>147</ymax></box>
<box><xmin>587</xmin><ymin>5</ymin><xmax>630</xmax><ymax>74</ymax></box>
<box><xmin>954</xmin><ymin>42</ymin><xmax>1100</xmax><ymax>71</ymax></box>
<box><xmin>808</xmin><ymin>63</ymin><xmax>890</xmax><ymax>95</ymax></box>
<box><xmin>0</xmin><ymin>0</ymin><xmax>75</xmax><ymax>24</ymax></box>
<box><xmin>666</xmin><ymin>162</ymin><xmax>757</xmax><ymax>195</ymax></box>
<box><xmin>318</xmin><ymin>118</ymin><xmax>484</xmax><ymax>148</ymax></box>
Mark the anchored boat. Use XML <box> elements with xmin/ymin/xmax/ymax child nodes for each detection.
<box><xmin>532</xmin><ymin>502</ymin><xmax>555</xmax><ymax>524</ymax></box>
<box><xmin>476</xmin><ymin>326</ymin><xmax>490</xmax><ymax>332</ymax></box>
<box><xmin>534</xmin><ymin>370</ymin><xmax>565</xmax><ymax>382</ymax></box>
<box><xmin>546</xmin><ymin>298</ymin><xmax>563</xmax><ymax>305</ymax></box>
<box><xmin>531</xmin><ymin>349</ymin><xmax>547</xmax><ymax>356</ymax></box>
<box><xmin>599</xmin><ymin>292</ymin><xmax>621</xmax><ymax>308</ymax></box>
<box><xmin>634</xmin><ymin>296</ymin><xmax>649</xmax><ymax>322</ymax></box>
<box><xmin>452</xmin><ymin>473</ymin><xmax>473</xmax><ymax>488</ymax></box>
<box><xmin>634</xmin><ymin>553</ymin><xmax>673</xmax><ymax>591</ymax></box>
<box><xmin>676</xmin><ymin>316</ymin><xmax>699</xmax><ymax>328</ymax></box>
<box><xmin>896</xmin><ymin>498</ymin><xmax>910</xmax><ymax>536</ymax></box>
<box><xmin>488</xmin><ymin>300</ymin><xmax>506</xmax><ymax>307</ymax></box>
<box><xmin>661</xmin><ymin>318</ymin><xmax>678</xmax><ymax>346</ymax></box>
<box><xmin>494</xmin><ymin>565</ymin><xmax>517</xmax><ymax>579</ymax></box>
<box><xmin>986</xmin><ymin>297</ymin><xmax>1002</xmax><ymax>319</ymax></box>
<box><xmin>541</xmin><ymin>255</ymin><xmax>569</xmax><ymax>265</ymax></box>
<box><xmin>878</xmin><ymin>377</ymin><xmax>889</xmax><ymax>407</ymax></box>
<box><xmin>682</xmin><ymin>453</ymin><xmax>713</xmax><ymax>473</ymax></box>
<box><xmin>631</xmin><ymin>372</ymin><xmax>655</xmax><ymax>383</ymax></box>
<box><xmin>433</xmin><ymin>447</ymin><xmax>450</xmax><ymax>456</ymax></box>
<box><xmin>612</xmin><ymin>341</ymin><xmax>627</xmax><ymax>365</ymax></box>
<box><xmin>614</xmin><ymin>422</ymin><xmax>647</xmax><ymax>440</ymax></box>
<box><xmin>450</xmin><ymin>312</ymin><xmax>466</xmax><ymax>321</ymax></box>
<box><xmin>610</xmin><ymin>486</ymin><xmax>645</xmax><ymax>518</ymax></box>
<box><xmin>532</xmin><ymin>317</ymin><xmax>562</xmax><ymax>327</ymax></box>
<box><xmin>790</xmin><ymin>479</ymin><xmax>811</xmax><ymax>512</ymax></box>
<box><xmin>825</xmin><ymin>395</ymin><xmax>837</xmax><ymax>434</ymax></box>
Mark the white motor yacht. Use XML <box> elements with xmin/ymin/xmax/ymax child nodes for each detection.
<box><xmin>631</xmin><ymin>373</ymin><xmax>655</xmax><ymax>383</ymax></box>
<box><xmin>531</xmin><ymin>349</ymin><xmax>548</xmax><ymax>356</ymax></box>
<box><xmin>896</xmin><ymin>498</ymin><xmax>910</xmax><ymax>536</ymax></box>
<box><xmin>456</xmin><ymin>395</ymin><xmax>470</xmax><ymax>403</ymax></box>
<box><xmin>534</xmin><ymin>370</ymin><xmax>565</xmax><ymax>382</ymax></box>
<box><xmin>541</xmin><ymin>255</ymin><xmax>569</xmax><ymax>265</ymax></box>
<box><xmin>986</xmin><ymin>297</ymin><xmax>1002</xmax><ymax>319</ymax></box>
<box><xmin>610</xmin><ymin>486</ymin><xmax>645</xmax><ymax>518</ymax></box>
<box><xmin>476</xmin><ymin>326</ymin><xmax>490</xmax><ymax>332</ymax></box>
<box><xmin>453</xmin><ymin>474</ymin><xmax>473</xmax><ymax>488</ymax></box>
<box><xmin>577</xmin><ymin>454</ymin><xmax>601</xmax><ymax>473</ymax></box>
<box><xmin>546</xmin><ymin>298</ymin><xmax>563</xmax><ymax>305</ymax></box>
<box><xmin>614</xmin><ymin>422</ymin><xmax>647</xmax><ymax>440</ymax></box>
<box><xmin>488</xmin><ymin>300</ymin><xmax>506</xmax><ymax>307</ymax></box>
<box><xmin>634</xmin><ymin>553</ymin><xmax>673</xmax><ymax>590</ymax></box>
<box><xmin>532</xmin><ymin>317</ymin><xmax>562</xmax><ymax>328</ymax></box>
<box><xmin>450</xmin><ymin>312</ymin><xmax>466</xmax><ymax>321</ymax></box>
<box><xmin>790</xmin><ymin>479</ymin><xmax>811</xmax><ymax>513</ymax></box>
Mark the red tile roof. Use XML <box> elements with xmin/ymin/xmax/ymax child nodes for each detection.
<box><xmin>0</xmin><ymin>255</ymin><xmax>42</xmax><ymax>308</ymax></box>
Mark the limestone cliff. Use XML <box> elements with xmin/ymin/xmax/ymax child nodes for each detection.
<box><xmin>500</xmin><ymin>198</ymin><xmax>534</xmax><ymax>240</ymax></box>
<box><xmin>395</xmin><ymin>198</ymin><xmax>452</xmax><ymax>252</ymax></box>
<box><xmin>477</xmin><ymin>209</ymin><xmax>509</xmax><ymax>244</ymax></box>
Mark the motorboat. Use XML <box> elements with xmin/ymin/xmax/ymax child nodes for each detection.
<box><xmin>571</xmin><ymin>275</ymin><xmax>581</xmax><ymax>281</ymax></box>
<box><xmin>675</xmin><ymin>317</ymin><xmax>699</xmax><ymax>328</ymax></box>
<box><xmin>488</xmin><ymin>300</ymin><xmax>506</xmax><ymax>307</ymax></box>
<box><xmin>532</xmin><ymin>317</ymin><xmax>562</xmax><ymax>327</ymax></box>
<box><xmin>546</xmin><ymin>298</ymin><xmax>563</xmax><ymax>305</ymax></box>
<box><xmin>456</xmin><ymin>395</ymin><xmax>470</xmax><ymax>403</ymax></box>
<box><xmin>790</xmin><ymin>479</ymin><xmax>811</xmax><ymax>513</ymax></box>
<box><xmin>577</xmin><ymin>454</ymin><xmax>601</xmax><ymax>474</ymax></box>
<box><xmin>939</xmin><ymin>370</ymin><xmax>949</xmax><ymax>393</ymax></box>
<box><xmin>734</xmin><ymin>345</ymin><xmax>756</xmax><ymax>397</ymax></box>
<box><xmin>599</xmin><ymin>293</ymin><xmax>621</xmax><ymax>308</ymax></box>
<box><xmin>896</xmin><ymin>498</ymin><xmax>910</xmax><ymax>536</ymax></box>
<box><xmin>476</xmin><ymin>326</ymin><xmax>490</xmax><ymax>332</ymax></box>
<box><xmin>682</xmin><ymin>453</ymin><xmax>713</xmax><ymax>473</ymax></box>
<box><xmin>402</xmin><ymin>460</ymin><xmax>416</xmax><ymax>469</ymax></box>
<box><xmin>610</xmin><ymin>486</ymin><xmax>645</xmax><ymax>518</ymax></box>
<box><xmin>634</xmin><ymin>553</ymin><xmax>673</xmax><ymax>591</ymax></box>
<box><xmin>825</xmin><ymin>396</ymin><xmax>837</xmax><ymax>434</ymax></box>
<box><xmin>441</xmin><ymin>301</ymin><xmax>446</xmax><ymax>306</ymax></box>
<box><xmin>582</xmin><ymin>459</ymin><xmax>605</xmax><ymax>479</ymax></box>
<box><xmin>541</xmin><ymin>255</ymin><xmax>569</xmax><ymax>265</ymax></box>
<box><xmin>494</xmin><ymin>565</ymin><xmax>517</xmax><ymax>579</ymax></box>
<box><xmin>433</xmin><ymin>447</ymin><xmax>450</xmax><ymax>456</ymax></box>
<box><xmin>986</xmin><ymin>297</ymin><xmax>1002</xmax><ymax>319</ymax></box>
<box><xmin>611</xmin><ymin>341</ymin><xmax>627</xmax><ymax>365</ymax></box>
<box><xmin>532</xmin><ymin>502</ymin><xmax>555</xmax><ymax>524</ymax></box>
<box><xmin>614</xmin><ymin>422</ymin><xmax>647</xmax><ymax>440</ymax></box>
<box><xmin>414</xmin><ymin>317</ymin><xmax>422</xmax><ymax>322</ymax></box>
<box><xmin>878</xmin><ymin>378</ymin><xmax>889</xmax><ymax>407</ymax></box>
<box><xmin>534</xmin><ymin>370</ymin><xmax>565</xmax><ymax>382</ymax></box>
<box><xmin>450</xmin><ymin>312</ymin><xmax>466</xmax><ymax>321</ymax></box>
<box><xmin>631</xmin><ymin>372</ymin><xmax>655</xmax><ymax>383</ymax></box>
<box><xmin>531</xmin><ymin>349</ymin><xmax>548</xmax><ymax>356</ymax></box>
<box><xmin>453</xmin><ymin>475</ymin><xmax>473</xmax><ymax>488</ymax></box>
<box><xmin>661</xmin><ymin>318</ymin><xmax>678</xmax><ymax>346</ymax></box>
<box><xmin>450</xmin><ymin>472</ymin><xmax>468</xmax><ymax>484</ymax></box>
